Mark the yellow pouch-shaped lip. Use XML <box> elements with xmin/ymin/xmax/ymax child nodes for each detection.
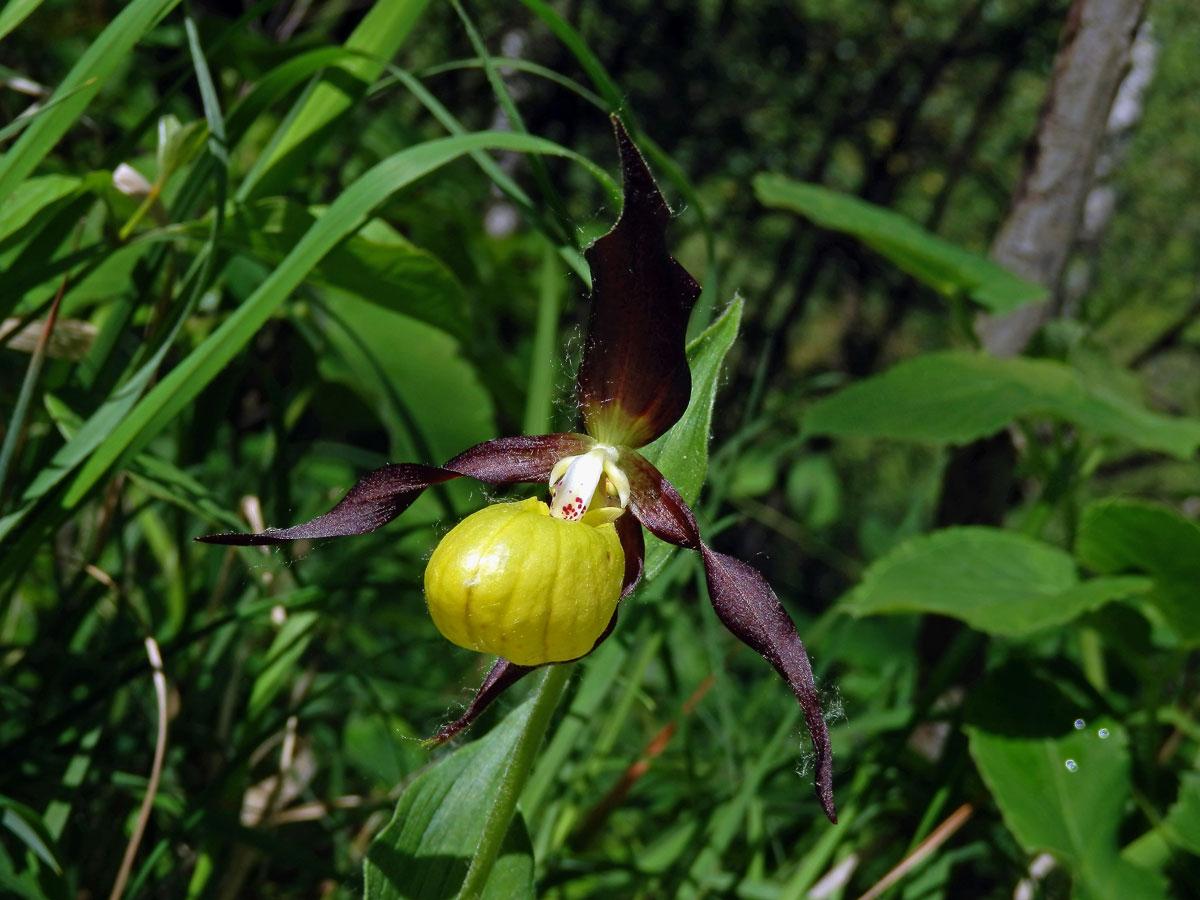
<box><xmin>424</xmin><ymin>498</ymin><xmax>625</xmax><ymax>666</ymax></box>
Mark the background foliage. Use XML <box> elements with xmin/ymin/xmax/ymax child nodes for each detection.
<box><xmin>2</xmin><ymin>0</ymin><xmax>1199</xmax><ymax>898</ymax></box>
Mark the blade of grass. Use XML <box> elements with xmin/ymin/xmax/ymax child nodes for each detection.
<box><xmin>0</xmin><ymin>10</ymin><xmax>230</xmax><ymax>562</ymax></box>
<box><xmin>58</xmin><ymin>132</ymin><xmax>615</xmax><ymax>509</ymax></box>
<box><xmin>0</xmin><ymin>0</ymin><xmax>180</xmax><ymax>201</ymax></box>
<box><xmin>0</xmin><ymin>0</ymin><xmax>47</xmax><ymax>42</ymax></box>
<box><xmin>0</xmin><ymin>240</ymin><xmax>71</xmax><ymax>500</ymax></box>
<box><xmin>516</xmin><ymin>0</ymin><xmax>715</xmax><ymax>275</ymax></box>
<box><xmin>450</xmin><ymin>0</ymin><xmax>576</xmax><ymax>249</ymax></box>
<box><xmin>239</xmin><ymin>0</ymin><xmax>434</xmax><ymax>200</ymax></box>
<box><xmin>420</xmin><ymin>57</ymin><xmax>606</xmax><ymax>110</ymax></box>
<box><xmin>522</xmin><ymin>246</ymin><xmax>564</xmax><ymax>435</ymax></box>
<box><xmin>0</xmin><ymin>79</ymin><xmax>99</xmax><ymax>145</ymax></box>
<box><xmin>379</xmin><ymin>62</ymin><xmax>589</xmax><ymax>282</ymax></box>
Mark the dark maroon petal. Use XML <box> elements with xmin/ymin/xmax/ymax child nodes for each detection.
<box><xmin>429</xmin><ymin>658</ymin><xmax>538</xmax><ymax>744</ymax></box>
<box><xmin>621</xmin><ymin>450</ymin><xmax>702</xmax><ymax>550</ymax></box>
<box><xmin>430</xmin><ymin>605</ymin><xmax>624</xmax><ymax>743</ymax></box>
<box><xmin>445</xmin><ymin>433</ymin><xmax>592</xmax><ymax>482</ymax></box>
<box><xmin>196</xmin><ymin>434</ymin><xmax>586</xmax><ymax>546</ymax></box>
<box><xmin>700</xmin><ymin>545</ymin><xmax>836</xmax><ymax>824</ymax></box>
<box><xmin>615</xmin><ymin>511</ymin><xmax>645</xmax><ymax>598</ymax></box>
<box><xmin>195</xmin><ymin>462</ymin><xmax>456</xmax><ymax>545</ymax></box>
<box><xmin>576</xmin><ymin>117</ymin><xmax>702</xmax><ymax>448</ymax></box>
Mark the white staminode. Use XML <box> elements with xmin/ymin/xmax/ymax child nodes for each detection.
<box><xmin>548</xmin><ymin>445</ymin><xmax>629</xmax><ymax>522</ymax></box>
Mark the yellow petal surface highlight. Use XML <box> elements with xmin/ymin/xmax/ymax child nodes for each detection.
<box><xmin>424</xmin><ymin>498</ymin><xmax>624</xmax><ymax>665</ymax></box>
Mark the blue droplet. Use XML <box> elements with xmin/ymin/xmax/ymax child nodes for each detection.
<box><xmin>1074</xmin><ymin>719</ymin><xmax>1086</xmax><ymax>730</ymax></box>
<box><xmin>1097</xmin><ymin>728</ymin><xmax>1110</xmax><ymax>739</ymax></box>
<box><xmin>1064</xmin><ymin>759</ymin><xmax>1078</xmax><ymax>772</ymax></box>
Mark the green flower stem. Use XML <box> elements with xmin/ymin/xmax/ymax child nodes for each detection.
<box><xmin>457</xmin><ymin>662</ymin><xmax>573</xmax><ymax>900</ymax></box>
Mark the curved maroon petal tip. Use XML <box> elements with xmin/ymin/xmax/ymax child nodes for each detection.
<box><xmin>195</xmin><ymin>462</ymin><xmax>456</xmax><ymax>545</ymax></box>
<box><xmin>195</xmin><ymin>435</ymin><xmax>587</xmax><ymax>546</ymax></box>
<box><xmin>700</xmin><ymin>545</ymin><xmax>837</xmax><ymax>824</ymax></box>
<box><xmin>620</xmin><ymin>450</ymin><xmax>702</xmax><ymax>551</ymax></box>
<box><xmin>428</xmin><ymin>658</ymin><xmax>538</xmax><ymax>745</ymax></box>
<box><xmin>576</xmin><ymin>118</ymin><xmax>702</xmax><ymax>449</ymax></box>
<box><xmin>616</xmin><ymin>510</ymin><xmax>645</xmax><ymax>598</ymax></box>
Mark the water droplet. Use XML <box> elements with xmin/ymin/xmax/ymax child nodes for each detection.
<box><xmin>1097</xmin><ymin>728</ymin><xmax>1110</xmax><ymax>739</ymax></box>
<box><xmin>1074</xmin><ymin>718</ymin><xmax>1086</xmax><ymax>730</ymax></box>
<box><xmin>1064</xmin><ymin>759</ymin><xmax>1078</xmax><ymax>772</ymax></box>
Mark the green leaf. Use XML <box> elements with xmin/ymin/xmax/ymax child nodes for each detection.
<box><xmin>363</xmin><ymin>698</ymin><xmax>539</xmax><ymax>900</ymax></box>
<box><xmin>241</xmin><ymin>0</ymin><xmax>434</xmax><ymax>200</ymax></box>
<box><xmin>640</xmin><ymin>296</ymin><xmax>743</xmax><ymax>576</ymax></box>
<box><xmin>966</xmin><ymin>668</ymin><xmax>1168</xmax><ymax>900</ymax></box>
<box><xmin>50</xmin><ymin>132</ymin><xmax>607</xmax><ymax>509</ymax></box>
<box><xmin>842</xmin><ymin>527</ymin><xmax>1150</xmax><ymax>636</ymax></box>
<box><xmin>803</xmin><ymin>351</ymin><xmax>1200</xmax><ymax>460</ymax></box>
<box><xmin>752</xmin><ymin>174</ymin><xmax>1046</xmax><ymax>314</ymax></box>
<box><xmin>1077</xmin><ymin>499</ymin><xmax>1200</xmax><ymax>580</ymax></box>
<box><xmin>0</xmin><ymin>0</ymin><xmax>47</xmax><ymax>43</ymax></box>
<box><xmin>248</xmin><ymin>611</ymin><xmax>319</xmax><ymax>720</ymax></box>
<box><xmin>1161</xmin><ymin>773</ymin><xmax>1200</xmax><ymax>857</ymax></box>
<box><xmin>184</xmin><ymin>198</ymin><xmax>473</xmax><ymax>342</ymax></box>
<box><xmin>0</xmin><ymin>174</ymin><xmax>80</xmax><ymax>244</ymax></box>
<box><xmin>314</xmin><ymin>293</ymin><xmax>493</xmax><ymax>464</ymax></box>
<box><xmin>0</xmin><ymin>0</ymin><xmax>181</xmax><ymax>203</ymax></box>
<box><xmin>0</xmin><ymin>798</ymin><xmax>61</xmax><ymax>875</ymax></box>
<box><xmin>1076</xmin><ymin>499</ymin><xmax>1200</xmax><ymax>643</ymax></box>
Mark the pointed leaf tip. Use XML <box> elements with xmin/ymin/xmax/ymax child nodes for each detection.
<box><xmin>577</xmin><ymin>120</ymin><xmax>702</xmax><ymax>448</ymax></box>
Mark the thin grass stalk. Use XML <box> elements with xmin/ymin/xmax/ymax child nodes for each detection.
<box><xmin>853</xmin><ymin>802</ymin><xmax>975</xmax><ymax>900</ymax></box>
<box><xmin>107</xmin><ymin>638</ymin><xmax>169</xmax><ymax>900</ymax></box>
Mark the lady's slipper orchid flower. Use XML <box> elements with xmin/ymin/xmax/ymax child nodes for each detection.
<box><xmin>198</xmin><ymin>119</ymin><xmax>836</xmax><ymax>823</ymax></box>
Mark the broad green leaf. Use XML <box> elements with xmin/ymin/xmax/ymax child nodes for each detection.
<box><xmin>1162</xmin><ymin>773</ymin><xmax>1200</xmax><ymax>856</ymax></box>
<box><xmin>842</xmin><ymin>527</ymin><xmax>1150</xmax><ymax>636</ymax></box>
<box><xmin>363</xmin><ymin>697</ymin><xmax>537</xmax><ymax>900</ymax></box>
<box><xmin>640</xmin><ymin>296</ymin><xmax>743</xmax><ymax>576</ymax></box>
<box><xmin>966</xmin><ymin>668</ymin><xmax>1168</xmax><ymax>900</ymax></box>
<box><xmin>315</xmin><ymin>293</ymin><xmax>493</xmax><ymax>464</ymax></box>
<box><xmin>175</xmin><ymin>198</ymin><xmax>472</xmax><ymax>342</ymax></box>
<box><xmin>0</xmin><ymin>0</ymin><xmax>180</xmax><ymax>202</ymax></box>
<box><xmin>1077</xmin><ymin>499</ymin><xmax>1200</xmax><ymax>580</ymax></box>
<box><xmin>242</xmin><ymin>0</ymin><xmax>433</xmax><ymax>200</ymax></box>
<box><xmin>803</xmin><ymin>351</ymin><xmax>1200</xmax><ymax>460</ymax></box>
<box><xmin>752</xmin><ymin>174</ymin><xmax>1046</xmax><ymax>314</ymax></box>
<box><xmin>1076</xmin><ymin>499</ymin><xmax>1200</xmax><ymax>643</ymax></box>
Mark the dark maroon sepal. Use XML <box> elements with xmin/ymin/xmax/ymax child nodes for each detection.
<box><xmin>615</xmin><ymin>511</ymin><xmax>645</xmax><ymax>598</ymax></box>
<box><xmin>194</xmin><ymin>462</ymin><xmax>456</xmax><ymax>545</ymax></box>
<box><xmin>621</xmin><ymin>451</ymin><xmax>836</xmax><ymax>822</ymax></box>
<box><xmin>430</xmin><ymin>605</ymin><xmax>624</xmax><ymax>744</ymax></box>
<box><xmin>195</xmin><ymin>434</ymin><xmax>588</xmax><ymax>545</ymax></box>
<box><xmin>445</xmin><ymin>433</ymin><xmax>593</xmax><ymax>482</ymax></box>
<box><xmin>700</xmin><ymin>546</ymin><xmax>837</xmax><ymax>824</ymax></box>
<box><xmin>576</xmin><ymin>117</ymin><xmax>702</xmax><ymax>448</ymax></box>
<box><xmin>428</xmin><ymin>658</ymin><xmax>538</xmax><ymax>745</ymax></box>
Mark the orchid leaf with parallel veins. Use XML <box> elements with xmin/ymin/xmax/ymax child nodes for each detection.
<box><xmin>577</xmin><ymin>117</ymin><xmax>702</xmax><ymax>448</ymax></box>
